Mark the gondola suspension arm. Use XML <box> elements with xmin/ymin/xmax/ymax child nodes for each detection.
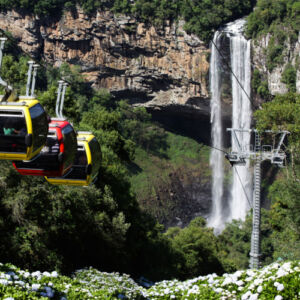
<box><xmin>55</xmin><ymin>80</ymin><xmax>68</xmax><ymax>119</ymax></box>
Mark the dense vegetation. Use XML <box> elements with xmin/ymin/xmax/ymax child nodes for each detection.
<box><xmin>215</xmin><ymin>93</ymin><xmax>300</xmax><ymax>272</ymax></box>
<box><xmin>246</xmin><ymin>0</ymin><xmax>300</xmax><ymax>71</ymax></box>
<box><xmin>0</xmin><ymin>0</ymin><xmax>255</xmax><ymax>42</ymax></box>
<box><xmin>0</xmin><ymin>0</ymin><xmax>299</xmax><ymax>287</ymax></box>
<box><xmin>2</xmin><ymin>260</ymin><xmax>300</xmax><ymax>299</ymax></box>
<box><xmin>0</xmin><ymin>50</ymin><xmax>231</xmax><ymax>281</ymax></box>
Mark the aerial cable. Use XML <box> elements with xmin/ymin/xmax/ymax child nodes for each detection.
<box><xmin>233</xmin><ymin>166</ymin><xmax>253</xmax><ymax>209</ymax></box>
<box><xmin>152</xmin><ymin>119</ymin><xmax>253</xmax><ymax>206</ymax></box>
<box><xmin>185</xmin><ymin>0</ymin><xmax>256</xmax><ymax>110</ymax></box>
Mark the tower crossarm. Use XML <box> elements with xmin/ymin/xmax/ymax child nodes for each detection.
<box><xmin>226</xmin><ymin>128</ymin><xmax>289</xmax><ymax>166</ymax></box>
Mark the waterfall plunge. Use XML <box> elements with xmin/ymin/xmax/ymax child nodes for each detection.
<box><xmin>207</xmin><ymin>31</ymin><xmax>224</xmax><ymax>231</ymax></box>
<box><xmin>227</xmin><ymin>20</ymin><xmax>252</xmax><ymax>223</ymax></box>
<box><xmin>208</xmin><ymin>19</ymin><xmax>252</xmax><ymax>233</ymax></box>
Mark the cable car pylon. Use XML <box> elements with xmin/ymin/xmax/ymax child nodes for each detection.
<box><xmin>226</xmin><ymin>128</ymin><xmax>289</xmax><ymax>269</ymax></box>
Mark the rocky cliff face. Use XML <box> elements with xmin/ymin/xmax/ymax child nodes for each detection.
<box><xmin>252</xmin><ymin>32</ymin><xmax>300</xmax><ymax>95</ymax></box>
<box><xmin>0</xmin><ymin>9</ymin><xmax>214</xmax><ymax>120</ymax></box>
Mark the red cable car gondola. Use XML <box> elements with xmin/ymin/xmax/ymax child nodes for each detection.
<box><xmin>12</xmin><ymin>118</ymin><xmax>77</xmax><ymax>177</ymax></box>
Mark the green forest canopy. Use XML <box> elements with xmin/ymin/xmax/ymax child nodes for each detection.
<box><xmin>0</xmin><ymin>0</ymin><xmax>255</xmax><ymax>42</ymax></box>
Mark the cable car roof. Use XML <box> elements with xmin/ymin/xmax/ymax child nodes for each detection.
<box><xmin>77</xmin><ymin>131</ymin><xmax>94</xmax><ymax>142</ymax></box>
<box><xmin>0</xmin><ymin>98</ymin><xmax>40</xmax><ymax>108</ymax></box>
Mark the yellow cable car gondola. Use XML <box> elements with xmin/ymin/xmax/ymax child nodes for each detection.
<box><xmin>45</xmin><ymin>132</ymin><xmax>101</xmax><ymax>186</ymax></box>
<box><xmin>0</xmin><ymin>39</ymin><xmax>49</xmax><ymax>161</ymax></box>
<box><xmin>0</xmin><ymin>98</ymin><xmax>48</xmax><ymax>160</ymax></box>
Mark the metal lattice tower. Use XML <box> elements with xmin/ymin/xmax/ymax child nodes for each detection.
<box><xmin>250</xmin><ymin>131</ymin><xmax>262</xmax><ymax>269</ymax></box>
<box><xmin>226</xmin><ymin>128</ymin><xmax>289</xmax><ymax>269</ymax></box>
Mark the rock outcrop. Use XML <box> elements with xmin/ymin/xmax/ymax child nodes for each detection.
<box><xmin>252</xmin><ymin>32</ymin><xmax>300</xmax><ymax>95</ymax></box>
<box><xmin>0</xmin><ymin>9</ymin><xmax>213</xmax><ymax>119</ymax></box>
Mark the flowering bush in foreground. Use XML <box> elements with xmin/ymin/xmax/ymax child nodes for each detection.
<box><xmin>1</xmin><ymin>261</ymin><xmax>300</xmax><ymax>299</ymax></box>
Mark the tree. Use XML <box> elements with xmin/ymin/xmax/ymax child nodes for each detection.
<box><xmin>166</xmin><ymin>217</ymin><xmax>224</xmax><ymax>279</ymax></box>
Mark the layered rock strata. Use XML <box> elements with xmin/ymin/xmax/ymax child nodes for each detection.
<box><xmin>0</xmin><ymin>9</ymin><xmax>217</xmax><ymax>119</ymax></box>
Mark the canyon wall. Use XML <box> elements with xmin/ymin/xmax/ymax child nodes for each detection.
<box><xmin>0</xmin><ymin>9</ymin><xmax>215</xmax><ymax>119</ymax></box>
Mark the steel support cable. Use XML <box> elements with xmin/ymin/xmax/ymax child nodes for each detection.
<box><xmin>233</xmin><ymin>166</ymin><xmax>253</xmax><ymax>209</ymax></box>
<box><xmin>148</xmin><ymin>119</ymin><xmax>252</xmax><ymax>206</ymax></box>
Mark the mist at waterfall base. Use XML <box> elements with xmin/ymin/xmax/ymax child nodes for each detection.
<box><xmin>207</xmin><ymin>19</ymin><xmax>252</xmax><ymax>235</ymax></box>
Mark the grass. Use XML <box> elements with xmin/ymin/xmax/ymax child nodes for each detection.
<box><xmin>128</xmin><ymin>131</ymin><xmax>212</xmax><ymax>223</ymax></box>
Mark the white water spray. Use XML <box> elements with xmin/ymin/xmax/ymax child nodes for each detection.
<box><xmin>226</xmin><ymin>19</ymin><xmax>252</xmax><ymax>223</ymax></box>
<box><xmin>207</xmin><ymin>31</ymin><xmax>224</xmax><ymax>231</ymax></box>
<box><xmin>208</xmin><ymin>19</ymin><xmax>252</xmax><ymax>232</ymax></box>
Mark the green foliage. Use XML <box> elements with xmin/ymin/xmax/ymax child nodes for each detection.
<box><xmin>0</xmin><ymin>1</ymin><xmax>255</xmax><ymax>42</ymax></box>
<box><xmin>0</xmin><ymin>51</ymin><xmax>187</xmax><ymax>281</ymax></box>
<box><xmin>3</xmin><ymin>260</ymin><xmax>300</xmax><ymax>299</ymax></box>
<box><xmin>251</xmin><ymin>68</ymin><xmax>271</xmax><ymax>100</ymax></box>
<box><xmin>254</xmin><ymin>93</ymin><xmax>300</xmax><ymax>145</ymax></box>
<box><xmin>268</xmin><ymin>178</ymin><xmax>300</xmax><ymax>261</ymax></box>
<box><xmin>246</xmin><ymin>0</ymin><xmax>300</xmax><ymax>38</ymax></box>
<box><xmin>246</xmin><ymin>0</ymin><xmax>299</xmax><ymax>69</ymax></box>
<box><xmin>266</xmin><ymin>36</ymin><xmax>285</xmax><ymax>71</ymax></box>
<box><xmin>281</xmin><ymin>63</ymin><xmax>297</xmax><ymax>92</ymax></box>
<box><xmin>166</xmin><ymin>217</ymin><xmax>224</xmax><ymax>279</ymax></box>
<box><xmin>181</xmin><ymin>0</ymin><xmax>254</xmax><ymax>42</ymax></box>
<box><xmin>251</xmin><ymin>91</ymin><xmax>300</xmax><ymax>268</ymax></box>
<box><xmin>129</xmin><ymin>132</ymin><xmax>211</xmax><ymax>226</ymax></box>
<box><xmin>218</xmin><ymin>209</ymin><xmax>274</xmax><ymax>272</ymax></box>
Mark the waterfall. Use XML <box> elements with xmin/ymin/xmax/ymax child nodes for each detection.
<box><xmin>208</xmin><ymin>19</ymin><xmax>252</xmax><ymax>232</ymax></box>
<box><xmin>207</xmin><ymin>31</ymin><xmax>224</xmax><ymax>232</ymax></box>
<box><xmin>226</xmin><ymin>20</ymin><xmax>252</xmax><ymax>223</ymax></box>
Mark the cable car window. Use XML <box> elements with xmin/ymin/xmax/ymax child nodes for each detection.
<box><xmin>62</xmin><ymin>125</ymin><xmax>77</xmax><ymax>168</ymax></box>
<box><xmin>88</xmin><ymin>138</ymin><xmax>101</xmax><ymax>177</ymax></box>
<box><xmin>0</xmin><ymin>112</ymin><xmax>27</xmax><ymax>153</ymax></box>
<box><xmin>14</xmin><ymin>131</ymin><xmax>60</xmax><ymax>171</ymax></box>
<box><xmin>29</xmin><ymin>104</ymin><xmax>48</xmax><ymax>152</ymax></box>
<box><xmin>63</xmin><ymin>147</ymin><xmax>87</xmax><ymax>180</ymax></box>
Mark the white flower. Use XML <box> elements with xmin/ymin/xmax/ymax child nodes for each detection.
<box><xmin>222</xmin><ymin>277</ymin><xmax>233</xmax><ymax>286</ymax></box>
<box><xmin>277</xmin><ymin>283</ymin><xmax>284</xmax><ymax>291</ymax></box>
<box><xmin>242</xmin><ymin>291</ymin><xmax>251</xmax><ymax>300</ymax></box>
<box><xmin>233</xmin><ymin>270</ymin><xmax>243</xmax><ymax>278</ymax></box>
<box><xmin>51</xmin><ymin>271</ymin><xmax>58</xmax><ymax>278</ymax></box>
<box><xmin>236</xmin><ymin>280</ymin><xmax>244</xmax><ymax>286</ymax></box>
<box><xmin>32</xmin><ymin>283</ymin><xmax>41</xmax><ymax>291</ymax></box>
<box><xmin>247</xmin><ymin>270</ymin><xmax>255</xmax><ymax>277</ymax></box>
<box><xmin>170</xmin><ymin>295</ymin><xmax>176</xmax><ymax>299</ymax></box>
<box><xmin>282</xmin><ymin>262</ymin><xmax>291</xmax><ymax>270</ymax></box>
<box><xmin>4</xmin><ymin>298</ymin><xmax>14</xmax><ymax>300</ymax></box>
<box><xmin>43</xmin><ymin>271</ymin><xmax>51</xmax><ymax>277</ymax></box>
<box><xmin>257</xmin><ymin>286</ymin><xmax>263</xmax><ymax>293</ymax></box>
<box><xmin>276</xmin><ymin>269</ymin><xmax>287</xmax><ymax>278</ymax></box>
<box><xmin>274</xmin><ymin>296</ymin><xmax>283</xmax><ymax>300</ymax></box>
<box><xmin>15</xmin><ymin>280</ymin><xmax>25</xmax><ymax>287</ymax></box>
<box><xmin>0</xmin><ymin>279</ymin><xmax>9</xmax><ymax>286</ymax></box>
<box><xmin>249</xmin><ymin>294</ymin><xmax>258</xmax><ymax>300</ymax></box>
<box><xmin>253</xmin><ymin>278</ymin><xmax>263</xmax><ymax>286</ymax></box>
<box><xmin>23</xmin><ymin>272</ymin><xmax>30</xmax><ymax>278</ymax></box>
